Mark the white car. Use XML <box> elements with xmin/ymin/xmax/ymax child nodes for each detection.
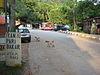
<box><xmin>17</xmin><ymin>27</ymin><xmax>31</xmax><ymax>43</ymax></box>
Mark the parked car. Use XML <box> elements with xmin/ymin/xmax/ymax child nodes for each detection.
<box><xmin>62</xmin><ymin>25</ymin><xmax>70</xmax><ymax>31</ymax></box>
<box><xmin>40</xmin><ymin>27</ymin><xmax>54</xmax><ymax>31</ymax></box>
<box><xmin>17</xmin><ymin>27</ymin><xmax>31</xmax><ymax>43</ymax></box>
<box><xmin>53</xmin><ymin>25</ymin><xmax>63</xmax><ymax>31</ymax></box>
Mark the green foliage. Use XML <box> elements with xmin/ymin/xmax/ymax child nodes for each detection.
<box><xmin>0</xmin><ymin>9</ymin><xmax>4</xmax><ymax>15</ymax></box>
<box><xmin>16</xmin><ymin>0</ymin><xmax>68</xmax><ymax>23</ymax></box>
<box><xmin>16</xmin><ymin>0</ymin><xmax>40</xmax><ymax>23</ymax></box>
<box><xmin>76</xmin><ymin>1</ymin><xmax>97</xmax><ymax>22</ymax></box>
<box><xmin>47</xmin><ymin>1</ymin><xmax>75</xmax><ymax>25</ymax></box>
<box><xmin>0</xmin><ymin>62</ymin><xmax>23</xmax><ymax>75</ymax></box>
<box><xmin>16</xmin><ymin>0</ymin><xmax>100</xmax><ymax>30</ymax></box>
<box><xmin>60</xmin><ymin>1</ymin><xmax>75</xmax><ymax>25</ymax></box>
<box><xmin>95</xmin><ymin>4</ymin><xmax>100</xmax><ymax>16</ymax></box>
<box><xmin>16</xmin><ymin>0</ymin><xmax>28</xmax><ymax>18</ymax></box>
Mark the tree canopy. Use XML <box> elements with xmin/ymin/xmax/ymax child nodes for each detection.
<box><xmin>0</xmin><ymin>0</ymin><xmax>98</xmax><ymax>30</ymax></box>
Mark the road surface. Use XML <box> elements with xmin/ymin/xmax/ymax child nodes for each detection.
<box><xmin>29</xmin><ymin>30</ymin><xmax>100</xmax><ymax>75</ymax></box>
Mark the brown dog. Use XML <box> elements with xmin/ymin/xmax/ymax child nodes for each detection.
<box><xmin>45</xmin><ymin>41</ymin><xmax>55</xmax><ymax>47</ymax></box>
<box><xmin>35</xmin><ymin>36</ymin><xmax>40</xmax><ymax>42</ymax></box>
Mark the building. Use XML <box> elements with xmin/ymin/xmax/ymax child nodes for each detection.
<box><xmin>0</xmin><ymin>16</ymin><xmax>6</xmax><ymax>36</ymax></box>
<box><xmin>83</xmin><ymin>16</ymin><xmax>100</xmax><ymax>34</ymax></box>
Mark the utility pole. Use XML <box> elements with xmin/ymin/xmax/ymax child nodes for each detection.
<box><xmin>8</xmin><ymin>0</ymin><xmax>16</xmax><ymax>32</ymax></box>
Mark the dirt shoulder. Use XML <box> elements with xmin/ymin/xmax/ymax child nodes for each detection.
<box><xmin>0</xmin><ymin>43</ymin><xmax>32</xmax><ymax>75</ymax></box>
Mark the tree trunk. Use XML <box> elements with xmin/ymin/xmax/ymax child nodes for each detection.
<box><xmin>8</xmin><ymin>0</ymin><xmax>16</xmax><ymax>32</ymax></box>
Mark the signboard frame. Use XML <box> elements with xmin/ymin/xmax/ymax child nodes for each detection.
<box><xmin>5</xmin><ymin>32</ymin><xmax>22</xmax><ymax>66</ymax></box>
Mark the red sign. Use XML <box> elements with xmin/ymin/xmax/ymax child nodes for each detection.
<box><xmin>0</xmin><ymin>16</ymin><xmax>7</xmax><ymax>35</ymax></box>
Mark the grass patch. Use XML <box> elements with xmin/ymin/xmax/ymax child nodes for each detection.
<box><xmin>72</xmin><ymin>30</ymin><xmax>87</xmax><ymax>33</ymax></box>
<box><xmin>0</xmin><ymin>61</ymin><xmax>25</xmax><ymax>75</ymax></box>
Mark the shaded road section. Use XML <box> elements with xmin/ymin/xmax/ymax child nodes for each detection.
<box><xmin>29</xmin><ymin>30</ymin><xmax>100</xmax><ymax>75</ymax></box>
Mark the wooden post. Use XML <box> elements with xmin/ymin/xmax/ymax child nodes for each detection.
<box><xmin>8</xmin><ymin>0</ymin><xmax>16</xmax><ymax>32</ymax></box>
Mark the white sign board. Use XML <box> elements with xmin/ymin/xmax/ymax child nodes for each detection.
<box><xmin>0</xmin><ymin>38</ymin><xmax>6</xmax><ymax>44</ymax></box>
<box><xmin>6</xmin><ymin>32</ymin><xmax>22</xmax><ymax>66</ymax></box>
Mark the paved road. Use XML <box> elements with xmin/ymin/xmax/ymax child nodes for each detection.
<box><xmin>29</xmin><ymin>30</ymin><xmax>100</xmax><ymax>75</ymax></box>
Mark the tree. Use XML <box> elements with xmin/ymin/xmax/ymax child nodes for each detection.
<box><xmin>16</xmin><ymin>0</ymin><xmax>28</xmax><ymax>19</ymax></box>
<box><xmin>76</xmin><ymin>1</ymin><xmax>95</xmax><ymax>23</ymax></box>
<box><xmin>16</xmin><ymin>0</ymin><xmax>41</xmax><ymax>23</ymax></box>
<box><xmin>16</xmin><ymin>0</ymin><xmax>100</xmax><ymax>31</ymax></box>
